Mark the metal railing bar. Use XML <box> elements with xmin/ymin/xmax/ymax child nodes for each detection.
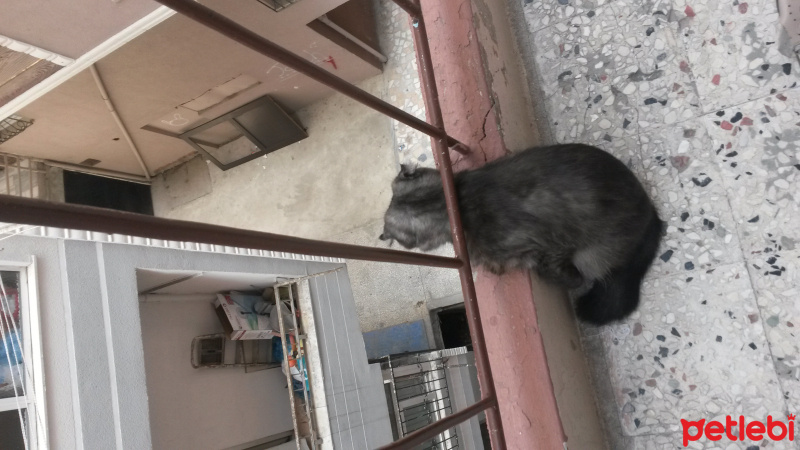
<box><xmin>399</xmin><ymin>397</ymin><xmax>451</xmax><ymax>409</ymax></box>
<box><xmin>379</xmin><ymin>397</ymin><xmax>494</xmax><ymax>450</ymax></box>
<box><xmin>3</xmin><ymin>155</ymin><xmax>9</xmax><ymax>195</ymax></box>
<box><xmin>400</xmin><ymin>398</ymin><xmax>452</xmax><ymax>412</ymax></box>
<box><xmin>391</xmin><ymin>0</ymin><xmax>421</xmax><ymax>17</ymax></box>
<box><xmin>424</xmin><ymin>434</ymin><xmax>458</xmax><ymax>446</ymax></box>
<box><xmin>27</xmin><ymin>164</ymin><xmax>33</xmax><ymax>198</ymax></box>
<box><xmin>399</xmin><ymin>402</ymin><xmax>453</xmax><ymax>415</ymax></box>
<box><xmin>14</xmin><ymin>157</ymin><xmax>21</xmax><ymax>197</ymax></box>
<box><xmin>394</xmin><ymin>376</ymin><xmax>448</xmax><ymax>389</ymax></box>
<box><xmin>153</xmin><ymin>0</ymin><xmax>466</xmax><ymax>153</ymax></box>
<box><xmin>397</xmin><ymin>2</ymin><xmax>507</xmax><ymax>449</ymax></box>
<box><xmin>285</xmin><ymin>284</ymin><xmax>320</xmax><ymax>450</ymax></box>
<box><xmin>0</xmin><ymin>195</ymin><xmax>464</xmax><ymax>268</ymax></box>
<box><xmin>274</xmin><ymin>286</ymin><xmax>303</xmax><ymax>450</ymax></box>
<box><xmin>400</xmin><ymin>407</ymin><xmax>452</xmax><ymax>425</ymax></box>
<box><xmin>397</xmin><ymin>386</ymin><xmax>449</xmax><ymax>400</ymax></box>
<box><xmin>393</xmin><ymin>370</ymin><xmax>446</xmax><ymax>380</ymax></box>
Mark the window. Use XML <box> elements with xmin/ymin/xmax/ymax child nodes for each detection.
<box><xmin>0</xmin><ymin>265</ymin><xmax>46</xmax><ymax>449</ymax></box>
<box><xmin>179</xmin><ymin>96</ymin><xmax>307</xmax><ymax>171</ymax></box>
<box><xmin>255</xmin><ymin>0</ymin><xmax>301</xmax><ymax>13</ymax></box>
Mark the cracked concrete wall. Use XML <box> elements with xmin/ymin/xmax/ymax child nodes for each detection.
<box><xmin>419</xmin><ymin>0</ymin><xmax>507</xmax><ymax>170</ymax></box>
<box><xmin>471</xmin><ymin>0</ymin><xmax>547</xmax><ymax>153</ymax></box>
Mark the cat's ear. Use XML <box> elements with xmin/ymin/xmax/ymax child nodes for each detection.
<box><xmin>400</xmin><ymin>164</ymin><xmax>418</xmax><ymax>179</ymax></box>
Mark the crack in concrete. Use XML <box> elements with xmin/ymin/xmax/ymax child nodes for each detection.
<box><xmin>477</xmin><ymin>97</ymin><xmax>497</xmax><ymax>163</ymax></box>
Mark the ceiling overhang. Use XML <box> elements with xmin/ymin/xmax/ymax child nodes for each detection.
<box><xmin>0</xmin><ymin>5</ymin><xmax>175</xmax><ymax>122</ymax></box>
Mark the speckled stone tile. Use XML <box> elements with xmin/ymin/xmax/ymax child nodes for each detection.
<box><xmin>747</xmin><ymin>250</ymin><xmax>800</xmax><ymax>417</ymax></box>
<box><xmin>601</xmin><ymin>263</ymin><xmax>786</xmax><ymax>437</ymax></box>
<box><xmin>604</xmin><ymin>1</ymin><xmax>703</xmax><ymax>128</ymax></box>
<box><xmin>675</xmin><ymin>0</ymin><xmax>800</xmax><ymax>112</ymax></box>
<box><xmin>376</xmin><ymin>0</ymin><xmax>434</xmax><ymax>168</ymax></box>
<box><xmin>636</xmin><ymin>122</ymin><xmax>743</xmax><ymax>278</ymax></box>
<box><xmin>632</xmin><ymin>432</ymin><xmax>798</xmax><ymax>449</ymax></box>
<box><xmin>524</xmin><ymin>0</ymin><xmax>800</xmax><ymax>447</ymax></box>
<box><xmin>523</xmin><ymin>0</ymin><xmax>609</xmax><ymax>33</ymax></box>
<box><xmin>532</xmin><ymin>5</ymin><xmax>642</xmax><ymax>156</ymax></box>
<box><xmin>531</xmin><ymin>2</ymin><xmax>700</xmax><ymax>156</ymax></box>
<box><xmin>701</xmin><ymin>92</ymin><xmax>800</xmax><ymax>257</ymax></box>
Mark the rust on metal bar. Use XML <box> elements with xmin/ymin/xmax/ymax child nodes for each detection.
<box><xmin>153</xmin><ymin>0</ymin><xmax>466</xmax><ymax>154</ymax></box>
<box><xmin>402</xmin><ymin>4</ymin><xmax>508</xmax><ymax>449</ymax></box>
<box><xmin>378</xmin><ymin>397</ymin><xmax>496</xmax><ymax>450</ymax></box>
<box><xmin>0</xmin><ymin>195</ymin><xmax>463</xmax><ymax>269</ymax></box>
<box><xmin>391</xmin><ymin>0</ymin><xmax>421</xmax><ymax>17</ymax></box>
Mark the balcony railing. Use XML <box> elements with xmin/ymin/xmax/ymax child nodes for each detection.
<box><xmin>0</xmin><ymin>1</ymin><xmax>507</xmax><ymax>448</ymax></box>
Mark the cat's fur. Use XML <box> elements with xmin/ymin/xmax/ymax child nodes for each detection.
<box><xmin>379</xmin><ymin>144</ymin><xmax>663</xmax><ymax>325</ymax></box>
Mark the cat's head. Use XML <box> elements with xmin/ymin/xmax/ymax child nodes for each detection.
<box><xmin>379</xmin><ymin>164</ymin><xmax>450</xmax><ymax>251</ymax></box>
<box><xmin>389</xmin><ymin>164</ymin><xmax>438</xmax><ymax>193</ymax></box>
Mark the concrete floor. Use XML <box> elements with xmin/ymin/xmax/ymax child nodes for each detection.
<box><xmin>151</xmin><ymin>0</ymin><xmax>459</xmax><ymax>341</ymax></box>
<box><xmin>517</xmin><ymin>0</ymin><xmax>800</xmax><ymax>447</ymax></box>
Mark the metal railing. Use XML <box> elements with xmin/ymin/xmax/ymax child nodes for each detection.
<box><xmin>379</xmin><ymin>348</ymin><xmax>482</xmax><ymax>449</ymax></box>
<box><xmin>0</xmin><ymin>153</ymin><xmax>46</xmax><ymax>200</ymax></box>
<box><xmin>0</xmin><ymin>0</ymin><xmax>507</xmax><ymax>448</ymax></box>
<box><xmin>274</xmin><ymin>280</ymin><xmax>323</xmax><ymax>450</ymax></box>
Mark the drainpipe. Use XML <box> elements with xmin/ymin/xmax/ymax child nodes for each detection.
<box><xmin>89</xmin><ymin>64</ymin><xmax>152</xmax><ymax>180</ymax></box>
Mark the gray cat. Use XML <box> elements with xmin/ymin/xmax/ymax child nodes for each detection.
<box><xmin>379</xmin><ymin>144</ymin><xmax>663</xmax><ymax>325</ymax></box>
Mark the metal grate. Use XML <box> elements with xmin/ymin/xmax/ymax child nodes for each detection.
<box><xmin>190</xmin><ymin>333</ymin><xmax>280</xmax><ymax>370</ymax></box>
<box><xmin>0</xmin><ymin>153</ymin><xmax>46</xmax><ymax>199</ymax></box>
<box><xmin>255</xmin><ymin>0</ymin><xmax>301</xmax><ymax>13</ymax></box>
<box><xmin>197</xmin><ymin>335</ymin><xmax>224</xmax><ymax>365</ymax></box>
<box><xmin>380</xmin><ymin>349</ymin><xmax>473</xmax><ymax>450</ymax></box>
<box><xmin>0</xmin><ymin>116</ymin><xmax>33</xmax><ymax>145</ymax></box>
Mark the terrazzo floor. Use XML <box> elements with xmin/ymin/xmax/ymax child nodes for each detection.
<box><xmin>521</xmin><ymin>0</ymin><xmax>800</xmax><ymax>447</ymax></box>
<box><xmin>376</xmin><ymin>0</ymin><xmax>435</xmax><ymax>168</ymax></box>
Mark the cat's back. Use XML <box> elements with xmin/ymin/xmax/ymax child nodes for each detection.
<box><xmin>456</xmin><ymin>144</ymin><xmax>653</xmax><ymax>243</ymax></box>
<box><xmin>459</xmin><ymin>144</ymin><xmax>644</xmax><ymax>200</ymax></box>
<box><xmin>482</xmin><ymin>144</ymin><xmax>634</xmax><ymax>184</ymax></box>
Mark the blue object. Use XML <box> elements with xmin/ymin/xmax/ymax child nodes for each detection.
<box><xmin>363</xmin><ymin>320</ymin><xmax>430</xmax><ymax>360</ymax></box>
<box><xmin>0</xmin><ymin>330</ymin><xmax>22</xmax><ymax>367</ymax></box>
<box><xmin>272</xmin><ymin>336</ymin><xmax>284</xmax><ymax>362</ymax></box>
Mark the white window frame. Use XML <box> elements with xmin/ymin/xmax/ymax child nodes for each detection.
<box><xmin>0</xmin><ymin>258</ymin><xmax>47</xmax><ymax>449</ymax></box>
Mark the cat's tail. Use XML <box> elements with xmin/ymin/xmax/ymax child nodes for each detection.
<box><xmin>575</xmin><ymin>211</ymin><xmax>663</xmax><ymax>325</ymax></box>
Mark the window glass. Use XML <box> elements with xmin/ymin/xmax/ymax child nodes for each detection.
<box><xmin>0</xmin><ymin>409</ymin><xmax>27</xmax><ymax>450</ymax></box>
<box><xmin>0</xmin><ymin>270</ymin><xmax>23</xmax><ymax>400</ymax></box>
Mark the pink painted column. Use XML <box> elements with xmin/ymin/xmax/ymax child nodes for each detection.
<box><xmin>416</xmin><ymin>1</ymin><xmax>567</xmax><ymax>448</ymax></box>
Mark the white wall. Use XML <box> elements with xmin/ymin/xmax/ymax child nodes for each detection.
<box><xmin>140</xmin><ymin>300</ymin><xmax>292</xmax><ymax>450</ymax></box>
<box><xmin>0</xmin><ymin>237</ymin><xmax>77</xmax><ymax>449</ymax></box>
<box><xmin>2</xmin><ymin>233</ymin><xmax>391</xmax><ymax>449</ymax></box>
